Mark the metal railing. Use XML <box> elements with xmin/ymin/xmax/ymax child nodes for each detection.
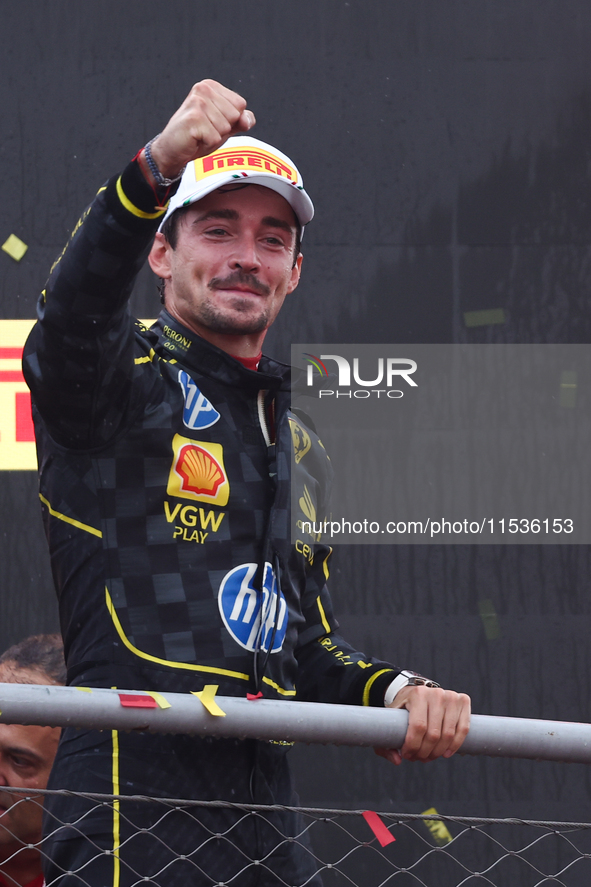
<box><xmin>1</xmin><ymin>683</ymin><xmax>591</xmax><ymax>763</ymax></box>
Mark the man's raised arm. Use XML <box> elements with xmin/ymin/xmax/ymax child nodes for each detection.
<box><xmin>23</xmin><ymin>81</ymin><xmax>254</xmax><ymax>448</ymax></box>
<box><xmin>141</xmin><ymin>79</ymin><xmax>255</xmax><ymax>184</ymax></box>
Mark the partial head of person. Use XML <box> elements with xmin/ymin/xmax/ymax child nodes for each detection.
<box><xmin>0</xmin><ymin>634</ymin><xmax>65</xmax><ymax>887</ymax></box>
<box><xmin>148</xmin><ymin>136</ymin><xmax>314</xmax><ymax>357</ymax></box>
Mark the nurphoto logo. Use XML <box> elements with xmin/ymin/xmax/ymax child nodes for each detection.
<box><xmin>303</xmin><ymin>352</ymin><xmax>418</xmax><ymax>399</ymax></box>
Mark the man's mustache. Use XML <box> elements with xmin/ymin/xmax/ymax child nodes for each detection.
<box><xmin>208</xmin><ymin>272</ymin><xmax>270</xmax><ymax>297</ymax></box>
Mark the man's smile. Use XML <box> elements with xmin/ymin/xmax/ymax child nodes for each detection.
<box><xmin>208</xmin><ymin>271</ymin><xmax>270</xmax><ymax>297</ymax></box>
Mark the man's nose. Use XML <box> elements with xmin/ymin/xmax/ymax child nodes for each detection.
<box><xmin>229</xmin><ymin>236</ymin><xmax>260</xmax><ymax>273</ymax></box>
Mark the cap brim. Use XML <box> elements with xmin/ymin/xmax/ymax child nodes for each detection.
<box><xmin>160</xmin><ymin>171</ymin><xmax>314</xmax><ymax>233</ymax></box>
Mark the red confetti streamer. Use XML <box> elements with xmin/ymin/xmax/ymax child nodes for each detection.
<box><xmin>362</xmin><ymin>811</ymin><xmax>395</xmax><ymax>847</ymax></box>
<box><xmin>246</xmin><ymin>692</ymin><xmax>264</xmax><ymax>700</ymax></box>
<box><xmin>119</xmin><ymin>694</ymin><xmax>158</xmax><ymax>708</ymax></box>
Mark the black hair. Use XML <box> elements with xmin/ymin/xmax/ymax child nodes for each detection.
<box><xmin>160</xmin><ymin>204</ymin><xmax>192</xmax><ymax>250</ymax></box>
<box><xmin>0</xmin><ymin>633</ymin><xmax>66</xmax><ymax>685</ymax></box>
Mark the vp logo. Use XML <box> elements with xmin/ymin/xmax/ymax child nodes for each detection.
<box><xmin>178</xmin><ymin>370</ymin><xmax>220</xmax><ymax>430</ymax></box>
<box><xmin>218</xmin><ymin>563</ymin><xmax>287</xmax><ymax>653</ymax></box>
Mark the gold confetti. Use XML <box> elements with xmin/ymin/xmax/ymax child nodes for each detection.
<box><xmin>191</xmin><ymin>685</ymin><xmax>226</xmax><ymax>717</ymax></box>
<box><xmin>422</xmin><ymin>807</ymin><xmax>453</xmax><ymax>845</ymax></box>
<box><xmin>147</xmin><ymin>691</ymin><xmax>171</xmax><ymax>710</ymax></box>
<box><xmin>559</xmin><ymin>370</ymin><xmax>577</xmax><ymax>409</ymax></box>
<box><xmin>478</xmin><ymin>598</ymin><xmax>500</xmax><ymax>640</ymax></box>
<box><xmin>2</xmin><ymin>234</ymin><xmax>28</xmax><ymax>262</ymax></box>
<box><xmin>464</xmin><ymin>308</ymin><xmax>505</xmax><ymax>328</ymax></box>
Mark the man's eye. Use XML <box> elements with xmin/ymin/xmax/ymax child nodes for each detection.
<box><xmin>11</xmin><ymin>755</ymin><xmax>34</xmax><ymax>769</ymax></box>
<box><xmin>205</xmin><ymin>228</ymin><xmax>229</xmax><ymax>236</ymax></box>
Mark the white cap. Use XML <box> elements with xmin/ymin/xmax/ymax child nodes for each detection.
<box><xmin>159</xmin><ymin>135</ymin><xmax>314</xmax><ymax>233</ymax></box>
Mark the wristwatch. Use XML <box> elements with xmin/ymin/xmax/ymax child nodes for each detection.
<box><xmin>384</xmin><ymin>670</ymin><xmax>441</xmax><ymax>706</ymax></box>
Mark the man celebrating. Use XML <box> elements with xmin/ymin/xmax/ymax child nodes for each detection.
<box><xmin>0</xmin><ymin>634</ymin><xmax>65</xmax><ymax>887</ymax></box>
<box><xmin>24</xmin><ymin>81</ymin><xmax>470</xmax><ymax>885</ymax></box>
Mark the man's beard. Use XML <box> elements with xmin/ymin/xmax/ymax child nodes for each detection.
<box><xmin>197</xmin><ymin>298</ymin><xmax>270</xmax><ymax>335</ymax></box>
<box><xmin>198</xmin><ymin>271</ymin><xmax>272</xmax><ymax>335</ymax></box>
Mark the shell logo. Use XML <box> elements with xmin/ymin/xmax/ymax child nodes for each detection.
<box><xmin>178</xmin><ymin>445</ymin><xmax>224</xmax><ymax>496</ymax></box>
<box><xmin>167</xmin><ymin>433</ymin><xmax>229</xmax><ymax>506</ymax></box>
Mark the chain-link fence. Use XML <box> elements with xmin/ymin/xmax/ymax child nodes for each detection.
<box><xmin>2</xmin><ymin>787</ymin><xmax>591</xmax><ymax>886</ymax></box>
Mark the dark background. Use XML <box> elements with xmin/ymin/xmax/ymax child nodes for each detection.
<box><xmin>2</xmin><ymin>0</ymin><xmax>591</xmax><ymax>855</ymax></box>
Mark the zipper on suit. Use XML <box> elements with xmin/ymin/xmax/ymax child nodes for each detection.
<box><xmin>257</xmin><ymin>389</ymin><xmax>272</xmax><ymax>446</ymax></box>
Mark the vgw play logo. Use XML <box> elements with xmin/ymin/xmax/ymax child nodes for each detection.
<box><xmin>303</xmin><ymin>353</ymin><xmax>417</xmax><ymax>399</ymax></box>
<box><xmin>218</xmin><ymin>562</ymin><xmax>287</xmax><ymax>653</ymax></box>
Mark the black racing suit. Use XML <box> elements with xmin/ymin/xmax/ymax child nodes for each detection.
<box><xmin>23</xmin><ymin>158</ymin><xmax>402</xmax><ymax>886</ymax></box>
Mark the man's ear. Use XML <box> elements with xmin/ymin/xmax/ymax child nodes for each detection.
<box><xmin>148</xmin><ymin>232</ymin><xmax>172</xmax><ymax>279</ymax></box>
<box><xmin>286</xmin><ymin>253</ymin><xmax>303</xmax><ymax>294</ymax></box>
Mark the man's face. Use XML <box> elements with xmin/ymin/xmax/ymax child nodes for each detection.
<box><xmin>149</xmin><ymin>184</ymin><xmax>302</xmax><ymax>344</ymax></box>
<box><xmin>0</xmin><ymin>668</ymin><xmax>60</xmax><ymax>856</ymax></box>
